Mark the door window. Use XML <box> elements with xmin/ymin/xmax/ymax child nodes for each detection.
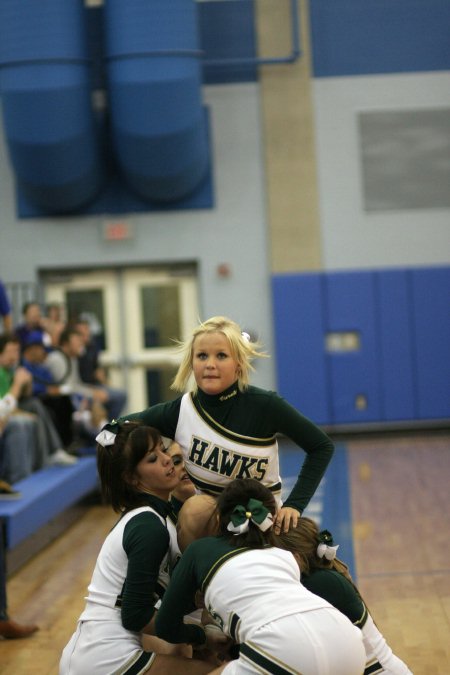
<box><xmin>43</xmin><ymin>266</ymin><xmax>198</xmax><ymax>412</ymax></box>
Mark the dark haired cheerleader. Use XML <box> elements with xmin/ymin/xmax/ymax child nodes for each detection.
<box><xmin>59</xmin><ymin>422</ymin><xmax>224</xmax><ymax>675</ymax></box>
<box><xmin>155</xmin><ymin>478</ymin><xmax>366</xmax><ymax>675</ymax></box>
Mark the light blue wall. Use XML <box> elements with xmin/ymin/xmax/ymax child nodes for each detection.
<box><xmin>0</xmin><ymin>83</ymin><xmax>275</xmax><ymax>390</ymax></box>
<box><xmin>1</xmin><ymin>0</ymin><xmax>449</xmax><ymax>410</ymax></box>
<box><xmin>313</xmin><ymin>72</ymin><xmax>450</xmax><ymax>270</ymax></box>
<box><xmin>310</xmin><ymin>0</ymin><xmax>450</xmax><ymax>270</ymax></box>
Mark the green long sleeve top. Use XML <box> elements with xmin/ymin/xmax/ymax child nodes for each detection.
<box><xmin>121</xmin><ymin>383</ymin><xmax>334</xmax><ymax>513</ymax></box>
<box><xmin>301</xmin><ymin>568</ymin><xmax>367</xmax><ymax>626</ymax></box>
<box><xmin>117</xmin><ymin>495</ymin><xmax>177</xmax><ymax>631</ymax></box>
<box><xmin>156</xmin><ymin>537</ymin><xmax>238</xmax><ymax>647</ymax></box>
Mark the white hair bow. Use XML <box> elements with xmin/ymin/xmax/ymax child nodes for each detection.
<box><xmin>317</xmin><ymin>543</ymin><xmax>339</xmax><ymax>560</ymax></box>
<box><xmin>95</xmin><ymin>429</ymin><xmax>117</xmax><ymax>447</ymax></box>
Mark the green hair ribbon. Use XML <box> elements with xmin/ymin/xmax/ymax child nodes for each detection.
<box><xmin>227</xmin><ymin>498</ymin><xmax>274</xmax><ymax>535</ymax></box>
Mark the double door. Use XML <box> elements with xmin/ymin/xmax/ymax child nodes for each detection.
<box><xmin>44</xmin><ymin>266</ymin><xmax>199</xmax><ymax>412</ymax></box>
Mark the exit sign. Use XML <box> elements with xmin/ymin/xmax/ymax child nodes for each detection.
<box><xmin>103</xmin><ymin>221</ymin><xmax>133</xmax><ymax>241</ymax></box>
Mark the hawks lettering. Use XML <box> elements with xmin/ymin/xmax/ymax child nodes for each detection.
<box><xmin>219</xmin><ymin>449</ymin><xmax>240</xmax><ymax>476</ymax></box>
<box><xmin>188</xmin><ymin>437</ymin><xmax>268</xmax><ymax>481</ymax></box>
<box><xmin>190</xmin><ymin>437</ymin><xmax>209</xmax><ymax>464</ymax></box>
<box><xmin>203</xmin><ymin>446</ymin><xmax>220</xmax><ymax>473</ymax></box>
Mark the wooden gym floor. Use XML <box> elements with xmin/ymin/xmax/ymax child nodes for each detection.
<box><xmin>1</xmin><ymin>430</ymin><xmax>449</xmax><ymax>674</ymax></box>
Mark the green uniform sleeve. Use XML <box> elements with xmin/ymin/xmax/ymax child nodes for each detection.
<box><xmin>268</xmin><ymin>394</ymin><xmax>334</xmax><ymax>513</ymax></box>
<box><xmin>118</xmin><ymin>397</ymin><xmax>182</xmax><ymax>439</ymax></box>
<box><xmin>302</xmin><ymin>569</ymin><xmax>366</xmax><ymax>625</ymax></box>
<box><xmin>155</xmin><ymin>541</ymin><xmax>207</xmax><ymax>646</ymax></box>
<box><xmin>120</xmin><ymin>512</ymin><xmax>170</xmax><ymax>632</ymax></box>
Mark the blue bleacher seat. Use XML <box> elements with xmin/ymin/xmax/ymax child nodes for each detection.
<box><xmin>0</xmin><ymin>456</ymin><xmax>98</xmax><ymax>549</ymax></box>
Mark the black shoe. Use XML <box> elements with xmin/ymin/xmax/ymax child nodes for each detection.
<box><xmin>0</xmin><ymin>619</ymin><xmax>39</xmax><ymax>639</ymax></box>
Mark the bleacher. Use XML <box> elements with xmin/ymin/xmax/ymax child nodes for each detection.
<box><xmin>0</xmin><ymin>454</ymin><xmax>99</xmax><ymax>574</ymax></box>
<box><xmin>0</xmin><ymin>282</ymin><xmax>107</xmax><ymax>573</ymax></box>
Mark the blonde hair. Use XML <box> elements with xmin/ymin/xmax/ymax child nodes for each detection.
<box><xmin>171</xmin><ymin>316</ymin><xmax>267</xmax><ymax>393</ymax></box>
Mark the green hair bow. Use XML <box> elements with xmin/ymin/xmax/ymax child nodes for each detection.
<box><xmin>227</xmin><ymin>498</ymin><xmax>274</xmax><ymax>535</ymax></box>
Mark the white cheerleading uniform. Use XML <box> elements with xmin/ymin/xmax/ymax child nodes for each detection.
<box><xmin>156</xmin><ymin>540</ymin><xmax>366</xmax><ymax>675</ymax></box>
<box><xmin>203</xmin><ymin>547</ymin><xmax>330</xmax><ymax>641</ymax></box>
<box><xmin>175</xmin><ymin>393</ymin><xmax>282</xmax><ymax>503</ymax></box>
<box><xmin>59</xmin><ymin>506</ymin><xmax>180</xmax><ymax>675</ymax></box>
<box><xmin>362</xmin><ymin>615</ymin><xmax>413</xmax><ymax>674</ymax></box>
<box><xmin>205</xmin><ymin>547</ymin><xmax>365</xmax><ymax>675</ymax></box>
<box><xmin>302</xmin><ymin>567</ymin><xmax>412</xmax><ymax>674</ymax></box>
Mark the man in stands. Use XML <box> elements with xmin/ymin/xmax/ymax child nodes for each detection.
<box><xmin>21</xmin><ymin>332</ymin><xmax>75</xmax><ymax>450</ymax></box>
<box><xmin>14</xmin><ymin>301</ymin><xmax>53</xmax><ymax>351</ymax></box>
<box><xmin>46</xmin><ymin>327</ymin><xmax>124</xmax><ymax>439</ymax></box>
<box><xmin>0</xmin><ymin>342</ymin><xmax>36</xmax><ymax>484</ymax></box>
<box><xmin>0</xmin><ymin>334</ymin><xmax>76</xmax><ymax>468</ymax></box>
<box><xmin>75</xmin><ymin>317</ymin><xmax>127</xmax><ymax>421</ymax></box>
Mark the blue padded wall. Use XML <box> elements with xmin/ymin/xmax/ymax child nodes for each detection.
<box><xmin>273</xmin><ymin>266</ymin><xmax>449</xmax><ymax>427</ymax></box>
<box><xmin>411</xmin><ymin>267</ymin><xmax>450</xmax><ymax>419</ymax></box>
<box><xmin>376</xmin><ymin>270</ymin><xmax>416</xmax><ymax>421</ymax></box>
<box><xmin>325</xmin><ymin>272</ymin><xmax>382</xmax><ymax>423</ymax></box>
<box><xmin>272</xmin><ymin>274</ymin><xmax>330</xmax><ymax>424</ymax></box>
